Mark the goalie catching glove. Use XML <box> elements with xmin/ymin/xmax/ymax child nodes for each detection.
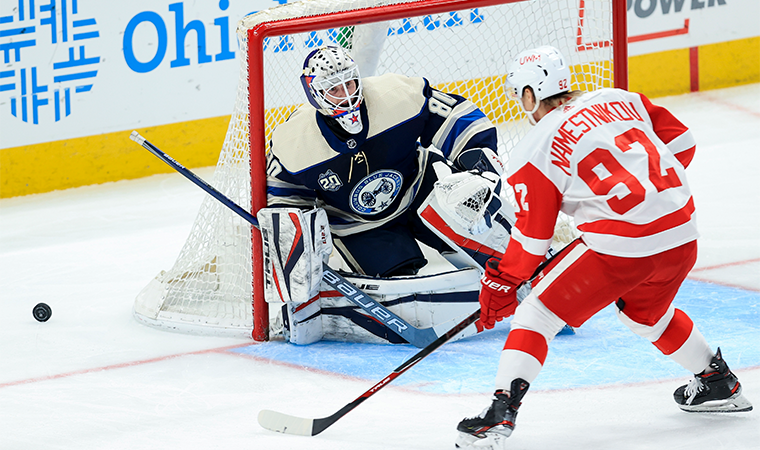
<box><xmin>431</xmin><ymin>162</ymin><xmax>505</xmax><ymax>235</ymax></box>
<box><xmin>478</xmin><ymin>258</ymin><xmax>520</xmax><ymax>329</ymax></box>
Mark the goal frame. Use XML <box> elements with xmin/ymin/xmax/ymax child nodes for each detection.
<box><xmin>246</xmin><ymin>0</ymin><xmax>628</xmax><ymax>341</ymax></box>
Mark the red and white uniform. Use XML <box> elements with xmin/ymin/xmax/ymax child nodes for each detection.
<box><xmin>501</xmin><ymin>88</ymin><xmax>698</xmax><ymax>281</ymax></box>
<box><xmin>493</xmin><ymin>89</ymin><xmax>714</xmax><ymax>391</ymax></box>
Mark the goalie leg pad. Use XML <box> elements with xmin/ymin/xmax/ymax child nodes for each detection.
<box><xmin>281</xmin><ymin>297</ymin><xmax>324</xmax><ymax>345</ymax></box>
<box><xmin>319</xmin><ymin>268</ymin><xmax>482</xmax><ymax>344</ymax></box>
<box><xmin>258</xmin><ymin>207</ymin><xmax>333</xmax><ymax>304</ymax></box>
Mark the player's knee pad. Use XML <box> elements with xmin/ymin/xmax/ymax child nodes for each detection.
<box><xmin>510</xmin><ymin>292</ymin><xmax>567</xmax><ymax>342</ymax></box>
<box><xmin>257</xmin><ymin>207</ymin><xmax>333</xmax><ymax>304</ymax></box>
<box><xmin>319</xmin><ymin>268</ymin><xmax>482</xmax><ymax>344</ymax></box>
<box><xmin>417</xmin><ymin>165</ymin><xmax>515</xmax><ymax>269</ymax></box>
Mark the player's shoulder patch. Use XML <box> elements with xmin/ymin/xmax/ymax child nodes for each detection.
<box><xmin>363</xmin><ymin>74</ymin><xmax>427</xmax><ymax>138</ymax></box>
<box><xmin>270</xmin><ymin>104</ymin><xmax>340</xmax><ymax>173</ymax></box>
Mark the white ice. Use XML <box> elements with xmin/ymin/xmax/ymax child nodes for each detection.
<box><xmin>1</xmin><ymin>84</ymin><xmax>759</xmax><ymax>449</ymax></box>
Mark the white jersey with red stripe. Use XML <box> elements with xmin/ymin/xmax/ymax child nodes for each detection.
<box><xmin>500</xmin><ymin>88</ymin><xmax>698</xmax><ymax>281</ymax></box>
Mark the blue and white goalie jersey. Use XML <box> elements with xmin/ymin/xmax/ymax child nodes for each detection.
<box><xmin>266</xmin><ymin>73</ymin><xmax>498</xmax><ymax>236</ymax></box>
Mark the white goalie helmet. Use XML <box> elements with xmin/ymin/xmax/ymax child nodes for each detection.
<box><xmin>301</xmin><ymin>46</ymin><xmax>364</xmax><ymax>134</ymax></box>
<box><xmin>505</xmin><ymin>46</ymin><xmax>571</xmax><ymax>123</ymax></box>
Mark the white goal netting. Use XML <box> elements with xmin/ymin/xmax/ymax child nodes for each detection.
<box><xmin>134</xmin><ymin>0</ymin><xmax>620</xmax><ymax>339</ymax></box>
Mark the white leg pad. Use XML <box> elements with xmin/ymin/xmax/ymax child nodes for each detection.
<box><xmin>282</xmin><ymin>298</ymin><xmax>323</xmax><ymax>345</ymax></box>
<box><xmin>320</xmin><ymin>268</ymin><xmax>481</xmax><ymax>343</ymax></box>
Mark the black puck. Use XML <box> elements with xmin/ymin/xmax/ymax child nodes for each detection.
<box><xmin>33</xmin><ymin>303</ymin><xmax>52</xmax><ymax>322</ymax></box>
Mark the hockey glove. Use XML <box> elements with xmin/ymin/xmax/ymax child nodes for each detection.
<box><xmin>478</xmin><ymin>258</ymin><xmax>519</xmax><ymax>330</ymax></box>
<box><xmin>433</xmin><ymin>169</ymin><xmax>503</xmax><ymax>235</ymax></box>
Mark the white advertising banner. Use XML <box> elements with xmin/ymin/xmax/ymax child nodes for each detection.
<box><xmin>1</xmin><ymin>0</ymin><xmax>757</xmax><ymax>150</ymax></box>
<box><xmin>0</xmin><ymin>0</ymin><xmax>279</xmax><ymax>149</ymax></box>
<box><xmin>627</xmin><ymin>0</ymin><xmax>759</xmax><ymax>56</ymax></box>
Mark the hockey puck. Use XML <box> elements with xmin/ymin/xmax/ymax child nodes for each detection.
<box><xmin>33</xmin><ymin>303</ymin><xmax>52</xmax><ymax>322</ymax></box>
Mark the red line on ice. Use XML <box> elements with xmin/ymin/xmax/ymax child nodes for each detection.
<box><xmin>0</xmin><ymin>343</ymin><xmax>253</xmax><ymax>389</ymax></box>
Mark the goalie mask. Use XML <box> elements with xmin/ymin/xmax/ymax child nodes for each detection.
<box><xmin>505</xmin><ymin>45</ymin><xmax>571</xmax><ymax>124</ymax></box>
<box><xmin>301</xmin><ymin>46</ymin><xmax>364</xmax><ymax>134</ymax></box>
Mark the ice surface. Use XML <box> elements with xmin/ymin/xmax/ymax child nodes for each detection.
<box><xmin>1</xmin><ymin>85</ymin><xmax>759</xmax><ymax>449</ymax></box>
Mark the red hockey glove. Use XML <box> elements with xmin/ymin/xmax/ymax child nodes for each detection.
<box><xmin>478</xmin><ymin>258</ymin><xmax>519</xmax><ymax>330</ymax></box>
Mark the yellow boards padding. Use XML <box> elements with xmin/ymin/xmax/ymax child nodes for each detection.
<box><xmin>1</xmin><ymin>116</ymin><xmax>229</xmax><ymax>199</ymax></box>
<box><xmin>629</xmin><ymin>48</ymin><xmax>692</xmax><ymax>98</ymax></box>
<box><xmin>699</xmin><ymin>37</ymin><xmax>760</xmax><ymax>91</ymax></box>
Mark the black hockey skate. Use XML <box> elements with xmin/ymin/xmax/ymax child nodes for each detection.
<box><xmin>673</xmin><ymin>348</ymin><xmax>753</xmax><ymax>413</ymax></box>
<box><xmin>455</xmin><ymin>378</ymin><xmax>530</xmax><ymax>450</ymax></box>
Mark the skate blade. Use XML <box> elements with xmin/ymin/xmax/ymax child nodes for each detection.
<box><xmin>454</xmin><ymin>432</ymin><xmax>509</xmax><ymax>450</ymax></box>
<box><xmin>679</xmin><ymin>392</ymin><xmax>753</xmax><ymax>413</ymax></box>
<box><xmin>455</xmin><ymin>432</ymin><xmax>478</xmax><ymax>448</ymax></box>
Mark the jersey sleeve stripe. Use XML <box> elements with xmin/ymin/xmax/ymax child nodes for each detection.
<box><xmin>666</xmin><ymin>132</ymin><xmax>697</xmax><ymax>168</ymax></box>
<box><xmin>511</xmin><ymin>226</ymin><xmax>553</xmax><ymax>257</ymax></box>
<box><xmin>666</xmin><ymin>130</ymin><xmax>697</xmax><ymax>155</ymax></box>
<box><xmin>577</xmin><ymin>197</ymin><xmax>695</xmax><ymax>238</ymax></box>
<box><xmin>445</xmin><ymin>117</ymin><xmax>497</xmax><ymax>161</ymax></box>
<box><xmin>638</xmin><ymin>92</ymin><xmax>692</xmax><ymax>146</ymax></box>
<box><xmin>673</xmin><ymin>145</ymin><xmax>696</xmax><ymax>168</ymax></box>
<box><xmin>431</xmin><ymin>101</ymin><xmax>479</xmax><ymax>150</ymax></box>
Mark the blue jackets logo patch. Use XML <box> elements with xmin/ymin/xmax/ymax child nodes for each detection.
<box><xmin>318</xmin><ymin>169</ymin><xmax>343</xmax><ymax>192</ymax></box>
<box><xmin>349</xmin><ymin>170</ymin><xmax>403</xmax><ymax>215</ymax></box>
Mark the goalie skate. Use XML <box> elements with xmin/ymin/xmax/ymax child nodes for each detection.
<box><xmin>673</xmin><ymin>348</ymin><xmax>753</xmax><ymax>413</ymax></box>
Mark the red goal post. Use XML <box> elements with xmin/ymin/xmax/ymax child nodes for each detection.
<box><xmin>132</xmin><ymin>0</ymin><xmax>627</xmax><ymax>342</ymax></box>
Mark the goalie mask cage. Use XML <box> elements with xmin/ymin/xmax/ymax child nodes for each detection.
<box><xmin>133</xmin><ymin>0</ymin><xmax>628</xmax><ymax>340</ymax></box>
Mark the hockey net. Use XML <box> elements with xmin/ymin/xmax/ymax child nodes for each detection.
<box><xmin>133</xmin><ymin>0</ymin><xmax>627</xmax><ymax>340</ymax></box>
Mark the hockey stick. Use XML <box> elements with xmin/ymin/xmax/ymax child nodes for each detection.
<box><xmin>129</xmin><ymin>131</ymin><xmax>440</xmax><ymax>348</ymax></box>
<box><xmin>257</xmin><ymin>308</ymin><xmax>480</xmax><ymax>436</ymax></box>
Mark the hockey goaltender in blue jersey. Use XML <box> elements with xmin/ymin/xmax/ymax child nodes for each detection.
<box><xmin>259</xmin><ymin>46</ymin><xmax>521</xmax><ymax>344</ymax></box>
<box><xmin>265</xmin><ymin>72</ymin><xmax>502</xmax><ymax>275</ymax></box>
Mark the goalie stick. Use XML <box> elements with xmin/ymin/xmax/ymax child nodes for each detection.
<box><xmin>257</xmin><ymin>308</ymin><xmax>481</xmax><ymax>436</ymax></box>
<box><xmin>129</xmin><ymin>131</ymin><xmax>444</xmax><ymax>348</ymax></box>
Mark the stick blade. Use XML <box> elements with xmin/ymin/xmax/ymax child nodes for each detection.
<box><xmin>258</xmin><ymin>409</ymin><xmax>315</xmax><ymax>436</ymax></box>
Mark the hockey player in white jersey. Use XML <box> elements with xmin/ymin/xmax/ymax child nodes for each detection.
<box><xmin>260</xmin><ymin>46</ymin><xmax>517</xmax><ymax>345</ymax></box>
<box><xmin>455</xmin><ymin>46</ymin><xmax>752</xmax><ymax>450</ymax></box>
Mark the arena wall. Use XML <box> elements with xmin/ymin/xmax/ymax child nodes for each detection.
<box><xmin>1</xmin><ymin>0</ymin><xmax>757</xmax><ymax>198</ymax></box>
